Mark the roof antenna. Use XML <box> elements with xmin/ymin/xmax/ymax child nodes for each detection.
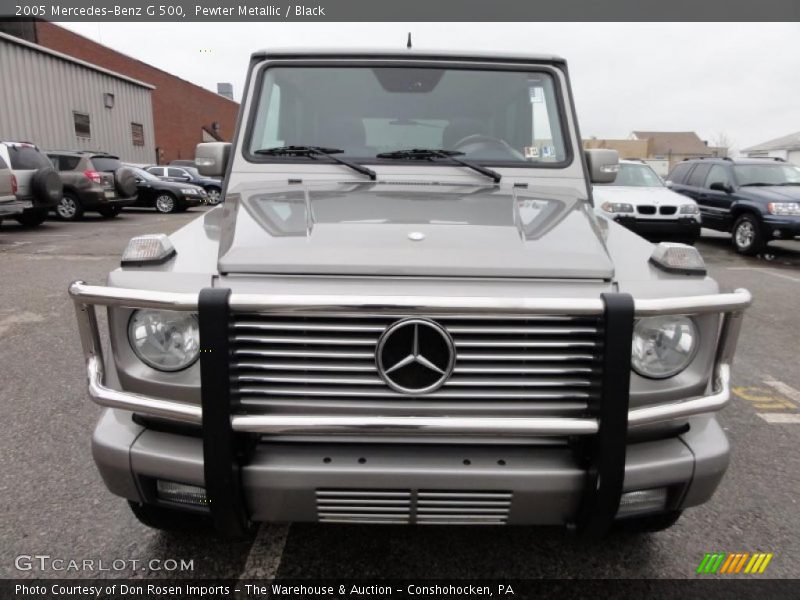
<box><xmin>407</xmin><ymin>32</ymin><xmax>412</xmax><ymax>49</ymax></box>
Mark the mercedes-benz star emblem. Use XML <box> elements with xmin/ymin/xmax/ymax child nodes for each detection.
<box><xmin>376</xmin><ymin>318</ymin><xmax>455</xmax><ymax>394</ymax></box>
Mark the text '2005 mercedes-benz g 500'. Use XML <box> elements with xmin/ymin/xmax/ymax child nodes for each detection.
<box><xmin>69</xmin><ymin>48</ymin><xmax>751</xmax><ymax>537</ymax></box>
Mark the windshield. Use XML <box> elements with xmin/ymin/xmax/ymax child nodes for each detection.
<box><xmin>91</xmin><ymin>156</ymin><xmax>122</xmax><ymax>172</ymax></box>
<box><xmin>598</xmin><ymin>163</ymin><xmax>663</xmax><ymax>187</ymax></box>
<box><xmin>132</xmin><ymin>167</ymin><xmax>159</xmax><ymax>181</ymax></box>
<box><xmin>734</xmin><ymin>164</ymin><xmax>800</xmax><ymax>186</ymax></box>
<box><xmin>6</xmin><ymin>145</ymin><xmax>51</xmax><ymax>170</ymax></box>
<box><xmin>248</xmin><ymin>66</ymin><xmax>568</xmax><ymax>165</ymax></box>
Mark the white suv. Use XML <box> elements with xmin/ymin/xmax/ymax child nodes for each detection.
<box><xmin>594</xmin><ymin>159</ymin><xmax>701</xmax><ymax>244</ymax></box>
<box><xmin>0</xmin><ymin>141</ymin><xmax>62</xmax><ymax>227</ymax></box>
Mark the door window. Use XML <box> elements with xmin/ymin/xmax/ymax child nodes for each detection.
<box><xmin>686</xmin><ymin>164</ymin><xmax>711</xmax><ymax>187</ymax></box>
<box><xmin>167</xmin><ymin>168</ymin><xmax>187</xmax><ymax>178</ymax></box>
<box><xmin>705</xmin><ymin>165</ymin><xmax>733</xmax><ymax>189</ymax></box>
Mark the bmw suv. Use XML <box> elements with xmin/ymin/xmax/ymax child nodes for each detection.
<box><xmin>667</xmin><ymin>157</ymin><xmax>800</xmax><ymax>255</ymax></box>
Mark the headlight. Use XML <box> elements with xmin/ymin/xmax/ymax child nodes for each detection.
<box><xmin>679</xmin><ymin>203</ymin><xmax>699</xmax><ymax>214</ymax></box>
<box><xmin>631</xmin><ymin>316</ymin><xmax>698</xmax><ymax>379</ymax></box>
<box><xmin>600</xmin><ymin>201</ymin><xmax>634</xmax><ymax>213</ymax></box>
<box><xmin>128</xmin><ymin>310</ymin><xmax>200</xmax><ymax>371</ymax></box>
<box><xmin>767</xmin><ymin>202</ymin><xmax>800</xmax><ymax>216</ymax></box>
<box><xmin>180</xmin><ymin>188</ymin><xmax>199</xmax><ymax>195</ymax></box>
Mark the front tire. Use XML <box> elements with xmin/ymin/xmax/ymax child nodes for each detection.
<box><xmin>128</xmin><ymin>501</ymin><xmax>212</xmax><ymax>532</ymax></box>
<box><xmin>205</xmin><ymin>187</ymin><xmax>222</xmax><ymax>205</ymax></box>
<box><xmin>56</xmin><ymin>193</ymin><xmax>84</xmax><ymax>220</ymax></box>
<box><xmin>154</xmin><ymin>193</ymin><xmax>178</xmax><ymax>214</ymax></box>
<box><xmin>732</xmin><ymin>213</ymin><xmax>765</xmax><ymax>255</ymax></box>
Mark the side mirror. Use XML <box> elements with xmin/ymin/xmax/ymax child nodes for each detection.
<box><xmin>709</xmin><ymin>181</ymin><xmax>732</xmax><ymax>193</ymax></box>
<box><xmin>585</xmin><ymin>149</ymin><xmax>619</xmax><ymax>184</ymax></box>
<box><xmin>196</xmin><ymin>142</ymin><xmax>231</xmax><ymax>177</ymax></box>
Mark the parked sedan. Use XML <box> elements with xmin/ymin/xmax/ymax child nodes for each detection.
<box><xmin>129</xmin><ymin>167</ymin><xmax>207</xmax><ymax>213</ymax></box>
<box><xmin>594</xmin><ymin>159</ymin><xmax>701</xmax><ymax>244</ymax></box>
<box><xmin>146</xmin><ymin>165</ymin><xmax>223</xmax><ymax>205</ymax></box>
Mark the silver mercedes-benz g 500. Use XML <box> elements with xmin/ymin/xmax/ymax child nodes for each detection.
<box><xmin>70</xmin><ymin>48</ymin><xmax>751</xmax><ymax>537</ymax></box>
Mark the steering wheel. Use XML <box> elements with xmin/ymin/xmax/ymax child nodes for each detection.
<box><xmin>451</xmin><ymin>134</ymin><xmax>525</xmax><ymax>160</ymax></box>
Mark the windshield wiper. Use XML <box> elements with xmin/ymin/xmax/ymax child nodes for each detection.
<box><xmin>739</xmin><ymin>182</ymin><xmax>773</xmax><ymax>187</ymax></box>
<box><xmin>776</xmin><ymin>182</ymin><xmax>800</xmax><ymax>186</ymax></box>
<box><xmin>254</xmin><ymin>145</ymin><xmax>376</xmax><ymax>180</ymax></box>
<box><xmin>376</xmin><ymin>148</ymin><xmax>502</xmax><ymax>183</ymax></box>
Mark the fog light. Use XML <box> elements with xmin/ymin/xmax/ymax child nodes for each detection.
<box><xmin>616</xmin><ymin>488</ymin><xmax>668</xmax><ymax>518</ymax></box>
<box><xmin>156</xmin><ymin>480</ymin><xmax>208</xmax><ymax>507</ymax></box>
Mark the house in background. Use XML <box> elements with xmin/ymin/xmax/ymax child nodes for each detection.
<box><xmin>0</xmin><ymin>20</ymin><xmax>239</xmax><ymax>164</ymax></box>
<box><xmin>741</xmin><ymin>132</ymin><xmax>800</xmax><ymax>166</ymax></box>
<box><xmin>0</xmin><ymin>32</ymin><xmax>155</xmax><ymax>164</ymax></box>
<box><xmin>584</xmin><ymin>131</ymin><xmax>728</xmax><ymax>176</ymax></box>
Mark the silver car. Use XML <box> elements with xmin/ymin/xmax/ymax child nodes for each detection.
<box><xmin>69</xmin><ymin>48</ymin><xmax>751</xmax><ymax>537</ymax></box>
<box><xmin>0</xmin><ymin>154</ymin><xmax>27</xmax><ymax>222</ymax></box>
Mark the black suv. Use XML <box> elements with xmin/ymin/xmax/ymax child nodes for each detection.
<box><xmin>46</xmin><ymin>151</ymin><xmax>138</xmax><ymax>219</ymax></box>
<box><xmin>667</xmin><ymin>157</ymin><xmax>800</xmax><ymax>254</ymax></box>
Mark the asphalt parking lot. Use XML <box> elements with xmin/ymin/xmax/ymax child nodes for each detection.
<box><xmin>1</xmin><ymin>209</ymin><xmax>799</xmax><ymax>581</ymax></box>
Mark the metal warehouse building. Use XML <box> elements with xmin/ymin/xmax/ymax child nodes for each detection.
<box><xmin>0</xmin><ymin>31</ymin><xmax>155</xmax><ymax>164</ymax></box>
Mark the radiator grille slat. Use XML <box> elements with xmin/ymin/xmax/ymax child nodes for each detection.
<box><xmin>230</xmin><ymin>313</ymin><xmax>602</xmax><ymax>417</ymax></box>
<box><xmin>315</xmin><ymin>489</ymin><xmax>513</xmax><ymax>524</ymax></box>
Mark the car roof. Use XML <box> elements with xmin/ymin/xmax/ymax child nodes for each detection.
<box><xmin>682</xmin><ymin>156</ymin><xmax>789</xmax><ymax>166</ymax></box>
<box><xmin>1</xmin><ymin>141</ymin><xmax>40</xmax><ymax>148</ymax></box>
<box><xmin>251</xmin><ymin>47</ymin><xmax>566</xmax><ymax>64</ymax></box>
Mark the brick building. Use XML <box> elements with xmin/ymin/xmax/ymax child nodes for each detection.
<box><xmin>4</xmin><ymin>21</ymin><xmax>239</xmax><ymax>164</ymax></box>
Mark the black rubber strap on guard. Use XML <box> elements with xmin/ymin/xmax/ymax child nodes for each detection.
<box><xmin>573</xmin><ymin>292</ymin><xmax>635</xmax><ymax>537</ymax></box>
<box><xmin>198</xmin><ymin>287</ymin><xmax>250</xmax><ymax>537</ymax></box>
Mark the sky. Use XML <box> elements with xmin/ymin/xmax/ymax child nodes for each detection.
<box><xmin>60</xmin><ymin>22</ymin><xmax>800</xmax><ymax>153</ymax></box>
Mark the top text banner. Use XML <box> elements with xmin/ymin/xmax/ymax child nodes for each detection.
<box><xmin>1</xmin><ymin>0</ymin><xmax>800</xmax><ymax>21</ymax></box>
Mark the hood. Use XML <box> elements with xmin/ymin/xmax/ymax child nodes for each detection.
<box><xmin>217</xmin><ymin>182</ymin><xmax>614</xmax><ymax>279</ymax></box>
<box><xmin>592</xmin><ymin>185</ymin><xmax>692</xmax><ymax>206</ymax></box>
<box><xmin>738</xmin><ymin>185</ymin><xmax>800</xmax><ymax>202</ymax></box>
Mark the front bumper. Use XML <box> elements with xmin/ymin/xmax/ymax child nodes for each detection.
<box><xmin>94</xmin><ymin>408</ymin><xmax>728</xmax><ymax>525</ymax></box>
<box><xmin>78</xmin><ymin>189</ymin><xmax>136</xmax><ymax>209</ymax></box>
<box><xmin>762</xmin><ymin>215</ymin><xmax>800</xmax><ymax>239</ymax></box>
<box><xmin>0</xmin><ymin>197</ymin><xmax>28</xmax><ymax>217</ymax></box>
<box><xmin>614</xmin><ymin>216</ymin><xmax>701</xmax><ymax>240</ymax></box>
<box><xmin>178</xmin><ymin>194</ymin><xmax>204</xmax><ymax>207</ymax></box>
<box><xmin>69</xmin><ymin>283</ymin><xmax>750</xmax><ymax>534</ymax></box>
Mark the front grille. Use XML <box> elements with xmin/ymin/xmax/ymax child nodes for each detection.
<box><xmin>637</xmin><ymin>205</ymin><xmax>656</xmax><ymax>215</ymax></box>
<box><xmin>230</xmin><ymin>314</ymin><xmax>602</xmax><ymax>417</ymax></box>
<box><xmin>659</xmin><ymin>206</ymin><xmax>677</xmax><ymax>215</ymax></box>
<box><xmin>416</xmin><ymin>491</ymin><xmax>512</xmax><ymax>525</ymax></box>
<box><xmin>315</xmin><ymin>489</ymin><xmax>512</xmax><ymax>524</ymax></box>
<box><xmin>316</xmin><ymin>489</ymin><xmax>411</xmax><ymax>524</ymax></box>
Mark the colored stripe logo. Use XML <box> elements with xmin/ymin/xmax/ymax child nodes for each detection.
<box><xmin>696</xmin><ymin>552</ymin><xmax>773</xmax><ymax>574</ymax></box>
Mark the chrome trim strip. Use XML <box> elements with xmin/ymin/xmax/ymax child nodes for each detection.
<box><xmin>628</xmin><ymin>364</ymin><xmax>730</xmax><ymax>427</ymax></box>
<box><xmin>68</xmin><ymin>280</ymin><xmax>750</xmax><ymax>435</ymax></box>
<box><xmin>229</xmin><ymin>414</ymin><xmax>600</xmax><ymax>436</ymax></box>
<box><xmin>68</xmin><ymin>281</ymin><xmax>751</xmax><ymax>316</ymax></box>
<box><xmin>85</xmin><ymin>356</ymin><xmax>203</xmax><ymax>424</ymax></box>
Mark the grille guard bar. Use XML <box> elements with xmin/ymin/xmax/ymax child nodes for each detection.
<box><xmin>69</xmin><ymin>281</ymin><xmax>749</xmax><ymax>435</ymax></box>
